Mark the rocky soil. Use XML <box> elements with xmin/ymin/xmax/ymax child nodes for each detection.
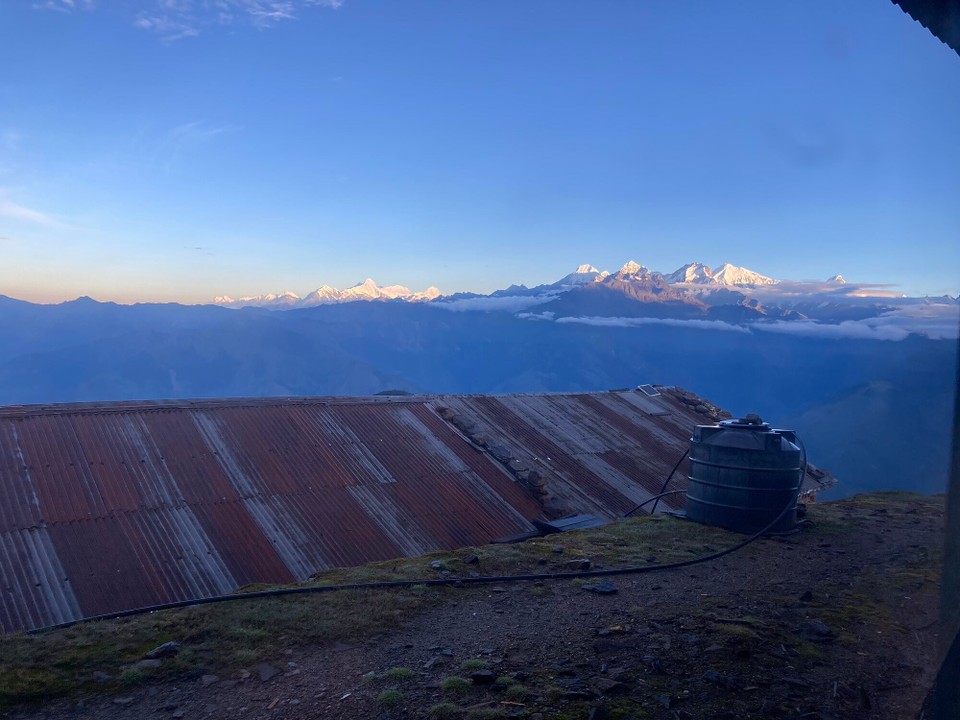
<box><xmin>2</xmin><ymin>493</ymin><xmax>945</xmax><ymax>720</ymax></box>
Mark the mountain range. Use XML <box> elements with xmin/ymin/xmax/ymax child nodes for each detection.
<box><xmin>0</xmin><ymin>260</ymin><xmax>957</xmax><ymax>501</ymax></box>
<box><xmin>212</xmin><ymin>261</ymin><xmax>957</xmax><ymax>339</ymax></box>
<box><xmin>215</xmin><ymin>278</ymin><xmax>442</xmax><ymax>308</ymax></box>
<box><xmin>214</xmin><ymin>261</ymin><xmax>790</xmax><ymax>309</ymax></box>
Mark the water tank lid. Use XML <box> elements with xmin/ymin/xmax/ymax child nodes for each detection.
<box><xmin>719</xmin><ymin>413</ymin><xmax>771</xmax><ymax>431</ymax></box>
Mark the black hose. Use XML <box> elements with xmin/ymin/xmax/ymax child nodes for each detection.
<box><xmin>622</xmin><ymin>488</ymin><xmax>687</xmax><ymax>518</ymax></box>
<box><xmin>32</xmin><ymin>485</ymin><xmax>801</xmax><ymax>634</ymax></box>
<box><xmin>623</xmin><ymin>447</ymin><xmax>690</xmax><ymax>518</ymax></box>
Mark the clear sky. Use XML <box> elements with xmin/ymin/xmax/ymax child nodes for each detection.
<box><xmin>1</xmin><ymin>0</ymin><xmax>958</xmax><ymax>304</ymax></box>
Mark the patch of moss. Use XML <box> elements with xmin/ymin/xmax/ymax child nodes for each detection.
<box><xmin>607</xmin><ymin>698</ymin><xmax>652</xmax><ymax>719</ymax></box>
<box><xmin>117</xmin><ymin>667</ymin><xmax>148</xmax><ymax>686</ymax></box>
<box><xmin>713</xmin><ymin>623</ymin><xmax>761</xmax><ymax>640</ymax></box>
<box><xmin>0</xmin><ymin>668</ymin><xmax>70</xmax><ymax>705</ymax></box>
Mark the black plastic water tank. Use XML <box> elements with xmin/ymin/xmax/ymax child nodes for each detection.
<box><xmin>686</xmin><ymin>414</ymin><xmax>803</xmax><ymax>533</ymax></box>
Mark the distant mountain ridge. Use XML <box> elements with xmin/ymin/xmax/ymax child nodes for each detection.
<box><xmin>662</xmin><ymin>261</ymin><xmax>777</xmax><ymax>286</ymax></box>
<box><xmin>214</xmin><ymin>260</ymin><xmax>784</xmax><ymax>309</ymax></box>
<box><xmin>213</xmin><ymin>260</ymin><xmax>914</xmax><ymax>311</ymax></box>
<box><xmin>215</xmin><ymin>279</ymin><xmax>441</xmax><ymax>309</ymax></box>
<box><xmin>207</xmin><ymin>260</ymin><xmax>959</xmax><ymax>333</ymax></box>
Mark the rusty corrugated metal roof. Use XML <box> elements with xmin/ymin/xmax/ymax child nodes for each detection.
<box><xmin>0</xmin><ymin>389</ymin><xmax>725</xmax><ymax>633</ymax></box>
<box><xmin>433</xmin><ymin>389</ymin><xmax>714</xmax><ymax>519</ymax></box>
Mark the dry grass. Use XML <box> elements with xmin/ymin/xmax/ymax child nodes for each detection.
<box><xmin>0</xmin><ymin>586</ymin><xmax>435</xmax><ymax>709</ymax></box>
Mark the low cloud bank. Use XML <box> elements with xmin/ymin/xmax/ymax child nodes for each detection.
<box><xmin>751</xmin><ymin>280</ymin><xmax>908</xmax><ymax>300</ymax></box>
<box><xmin>754</xmin><ymin>304</ymin><xmax>959</xmax><ymax>341</ymax></box>
<box><xmin>554</xmin><ymin>316</ymin><xmax>751</xmax><ymax>333</ymax></box>
<box><xmin>434</xmin><ymin>294</ymin><xmax>557</xmax><ymax>313</ymax></box>
<box><xmin>516</xmin><ymin>311</ymin><xmax>555</xmax><ymax>321</ymax></box>
<box><xmin>540</xmin><ymin>303</ymin><xmax>959</xmax><ymax>341</ymax></box>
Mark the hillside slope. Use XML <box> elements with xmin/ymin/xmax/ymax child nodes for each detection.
<box><xmin>1</xmin><ymin>492</ymin><xmax>945</xmax><ymax>720</ymax></box>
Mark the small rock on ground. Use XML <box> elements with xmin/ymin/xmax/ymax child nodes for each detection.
<box><xmin>470</xmin><ymin>669</ymin><xmax>496</xmax><ymax>684</ymax></box>
<box><xmin>144</xmin><ymin>641</ymin><xmax>181</xmax><ymax>660</ymax></box>
<box><xmin>582</xmin><ymin>580</ymin><xmax>617</xmax><ymax>595</ymax></box>
<box><xmin>256</xmin><ymin>662</ymin><xmax>280</xmax><ymax>682</ymax></box>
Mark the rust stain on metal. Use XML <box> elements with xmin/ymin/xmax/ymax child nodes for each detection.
<box><xmin>0</xmin><ymin>389</ymin><xmax>726</xmax><ymax>633</ymax></box>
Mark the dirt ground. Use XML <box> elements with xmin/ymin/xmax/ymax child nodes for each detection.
<box><xmin>2</xmin><ymin>493</ymin><xmax>946</xmax><ymax>720</ymax></box>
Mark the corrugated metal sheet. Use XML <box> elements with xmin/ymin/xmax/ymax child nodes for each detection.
<box><xmin>0</xmin><ymin>389</ymin><xmax>722</xmax><ymax>633</ymax></box>
<box><xmin>433</xmin><ymin>390</ymin><xmax>710</xmax><ymax>519</ymax></box>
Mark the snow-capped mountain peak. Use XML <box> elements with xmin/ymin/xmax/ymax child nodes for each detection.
<box><xmin>215</xmin><ymin>278</ymin><xmax>442</xmax><ymax>309</ymax></box>
<box><xmin>341</xmin><ymin>279</ymin><xmax>383</xmax><ymax>300</ymax></box>
<box><xmin>665</xmin><ymin>262</ymin><xmax>714</xmax><ymax>284</ymax></box>
<box><xmin>555</xmin><ymin>264</ymin><xmax>607</xmax><ymax>287</ymax></box>
<box><xmin>213</xmin><ymin>291</ymin><xmax>301</xmax><ymax>307</ymax></box>
<box><xmin>617</xmin><ymin>260</ymin><xmax>648</xmax><ymax>277</ymax></box>
<box><xmin>711</xmin><ymin>263</ymin><xmax>777</xmax><ymax>286</ymax></box>
<box><xmin>412</xmin><ymin>286</ymin><xmax>442</xmax><ymax>301</ymax></box>
<box><xmin>379</xmin><ymin>284</ymin><xmax>414</xmax><ymax>299</ymax></box>
<box><xmin>826</xmin><ymin>274</ymin><xmax>846</xmax><ymax>284</ymax></box>
<box><xmin>302</xmin><ymin>285</ymin><xmax>341</xmax><ymax>303</ymax></box>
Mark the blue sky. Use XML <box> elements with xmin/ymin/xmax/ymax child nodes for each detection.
<box><xmin>1</xmin><ymin>0</ymin><xmax>958</xmax><ymax>303</ymax></box>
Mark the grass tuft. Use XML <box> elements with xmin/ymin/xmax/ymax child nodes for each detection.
<box><xmin>460</xmin><ymin>659</ymin><xmax>489</xmax><ymax>672</ymax></box>
<box><xmin>429</xmin><ymin>703</ymin><xmax>461</xmax><ymax>719</ymax></box>
<box><xmin>440</xmin><ymin>675</ymin><xmax>471</xmax><ymax>695</ymax></box>
<box><xmin>504</xmin><ymin>683</ymin><xmax>529</xmax><ymax>700</ymax></box>
<box><xmin>117</xmin><ymin>667</ymin><xmax>147</xmax><ymax>686</ymax></box>
<box><xmin>384</xmin><ymin>666</ymin><xmax>416</xmax><ymax>681</ymax></box>
<box><xmin>377</xmin><ymin>689</ymin><xmax>404</xmax><ymax>707</ymax></box>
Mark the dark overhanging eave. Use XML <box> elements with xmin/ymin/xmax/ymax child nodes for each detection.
<box><xmin>892</xmin><ymin>0</ymin><xmax>960</xmax><ymax>56</ymax></box>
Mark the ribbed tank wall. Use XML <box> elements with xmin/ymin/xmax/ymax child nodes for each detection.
<box><xmin>686</xmin><ymin>420</ymin><xmax>802</xmax><ymax>533</ymax></box>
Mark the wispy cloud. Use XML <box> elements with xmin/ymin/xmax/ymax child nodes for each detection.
<box><xmin>134</xmin><ymin>14</ymin><xmax>200</xmax><ymax>42</ymax></box>
<box><xmin>169</xmin><ymin>121</ymin><xmax>230</xmax><ymax>141</ymax></box>
<box><xmin>131</xmin><ymin>0</ymin><xmax>344</xmax><ymax>41</ymax></box>
<box><xmin>143</xmin><ymin>120</ymin><xmax>233</xmax><ymax>171</ymax></box>
<box><xmin>0</xmin><ymin>193</ymin><xmax>64</xmax><ymax>228</ymax></box>
<box><xmin>32</xmin><ymin>0</ymin><xmax>95</xmax><ymax>14</ymax></box>
<box><xmin>750</xmin><ymin>281</ymin><xmax>907</xmax><ymax>301</ymax></box>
